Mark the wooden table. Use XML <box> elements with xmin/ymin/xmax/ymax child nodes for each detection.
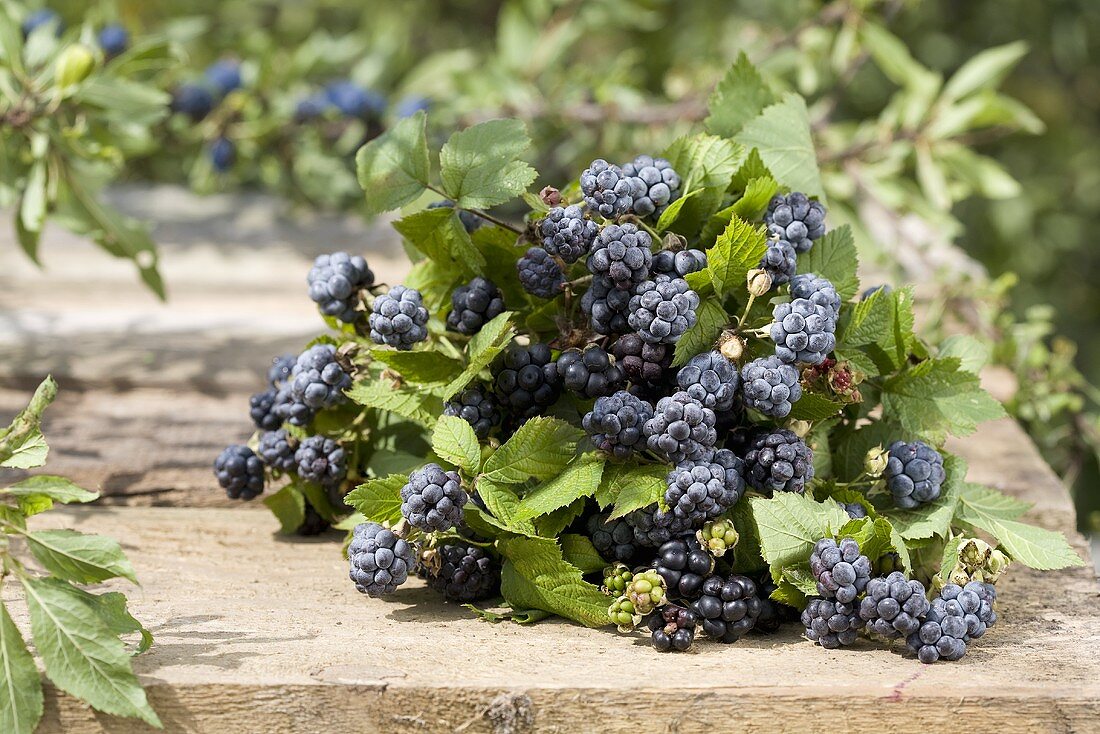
<box><xmin>1</xmin><ymin>190</ymin><xmax>1097</xmax><ymax>733</ymax></box>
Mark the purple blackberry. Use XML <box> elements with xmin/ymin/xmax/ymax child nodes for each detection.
<box><xmin>885</xmin><ymin>440</ymin><xmax>946</xmax><ymax>509</ymax></box>
<box><xmin>443</xmin><ymin>386</ymin><xmax>500</xmax><ymax>439</ymax></box>
<box><xmin>214</xmin><ymin>444</ymin><xmax>265</xmax><ymax>500</ymax></box>
<box><xmin>257</xmin><ymin>429</ymin><xmax>297</xmax><ymax>473</ymax></box>
<box><xmin>676</xmin><ymin>351</ymin><xmax>739</xmax><ymax>412</ymax></box>
<box><xmin>368</xmin><ymin>285</ymin><xmax>429</xmax><ymax>350</ymax></box>
<box><xmin>249</xmin><ymin>389</ymin><xmax>282</xmax><ymax>431</ymax></box>
<box><xmin>539</xmin><ymin>205</ymin><xmax>598</xmax><ymax>263</ymax></box>
<box><xmin>348</xmin><ymin>522</ymin><xmax>415</xmax><ymax>597</ymax></box>
<box><xmin>555</xmin><ymin>346</ymin><xmax>625</xmax><ymax>398</ymax></box>
<box><xmin>765</xmin><ymin>192</ymin><xmax>826</xmax><ymax>254</ymax></box>
<box><xmin>290</xmin><ymin>344</ymin><xmax>352</xmax><ymax>411</ymax></box>
<box><xmin>802</xmin><ymin>597</ymin><xmax>864</xmax><ymax>649</ymax></box>
<box><xmin>294</xmin><ymin>436</ymin><xmax>346</xmax><ymax>489</ymax></box>
<box><xmin>424</xmin><ymin>544</ymin><xmax>499</xmax><ymax>602</ymax></box>
<box><xmin>770</xmin><ymin>298</ymin><xmax>836</xmax><ymax>365</ymax></box>
<box><xmin>691</xmin><ymin>574</ymin><xmax>762</xmax><ymax>643</ymax></box>
<box><xmin>654</xmin><ymin>536</ymin><xmax>714</xmax><ymax>601</ymax></box>
<box><xmin>400</xmin><ymin>463</ymin><xmax>467</xmax><ymax>532</ymax></box>
<box><xmin>859</xmin><ymin>572</ymin><xmax>931</xmax><ymax>639</ymax></box>
<box><xmin>581</xmin><ymin>275</ymin><xmax>631</xmax><ymax>335</ymax></box>
<box><xmin>586</xmin><ymin>223</ymin><xmax>652</xmax><ymax>291</ymax></box>
<box><xmin>646</xmin><ymin>604</ymin><xmax>698</xmax><ymax>651</ymax></box>
<box><xmin>308</xmin><ymin>252</ymin><xmax>374</xmax><ymax>323</ymax></box>
<box><xmin>759</xmin><ymin>239</ymin><xmax>797</xmax><ymax>287</ymax></box>
<box><xmin>583</xmin><ymin>390</ymin><xmax>654</xmax><ymax>459</ymax></box>
<box><xmin>447</xmin><ymin>277</ymin><xmax>505</xmax><ymax>336</ymax></box>
<box><xmin>627</xmin><ymin>275</ymin><xmax>700</xmax><ymax>345</ymax></box>
<box><xmin>651</xmin><ymin>248</ymin><xmax>707</xmax><ymax>278</ymax></box>
<box><xmin>810</xmin><ymin>538</ymin><xmax>872</xmax><ymax>604</ymax></box>
<box><xmin>517</xmin><ymin>247</ymin><xmax>565</xmax><ymax>298</ymax></box>
<box><xmin>644</xmin><ymin>392</ymin><xmax>717</xmax><ymax>463</ymax></box>
<box><xmin>664</xmin><ymin>449</ymin><xmax>745</xmax><ymax>527</ymax></box>
<box><xmin>580</xmin><ymin>159</ymin><xmax>634</xmax><ymax>219</ymax></box>
<box><xmin>610</xmin><ymin>333</ymin><xmax>671</xmax><ymax>389</ymax></box>
<box><xmin>742</xmin><ymin>429</ymin><xmax>815</xmax><ymax>494</ymax></box>
<box><xmin>790</xmin><ymin>273</ymin><xmax>841</xmax><ymax>325</ymax></box>
<box><xmin>620</xmin><ymin>155</ymin><xmax>681</xmax><ymax>218</ymax></box>
<box><xmin>740</xmin><ymin>356</ymin><xmax>802</xmax><ymax>418</ymax></box>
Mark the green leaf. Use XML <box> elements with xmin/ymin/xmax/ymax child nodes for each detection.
<box><xmin>442</xmin><ymin>312</ymin><xmax>515</xmax><ymax>399</ymax></box>
<box><xmin>883</xmin><ymin>358</ymin><xmax>1006</xmax><ymax>442</ymax></box>
<box><xmin>0</xmin><ymin>377</ymin><xmax>57</xmax><ymax>470</ymax></box>
<box><xmin>781</xmin><ymin>565</ymin><xmax>819</xmax><ymax>596</ymax></box>
<box><xmin>439</xmin><ymin>119</ymin><xmax>537</xmax><ymax>209</ymax></box>
<box><xmin>345</xmin><ymin>474</ymin><xmax>407</xmax><ymax>525</ymax></box>
<box><xmin>728</xmin><ymin>499</ymin><xmax>766</xmax><ymax>573</ymax></box>
<box><xmin>498</xmin><ymin>537</ymin><xmax>610</xmax><ymax>627</ymax></box>
<box><xmin>92</xmin><ymin>592</ymin><xmax>153</xmax><ymax>656</ymax></box>
<box><xmin>654</xmin><ymin>188</ymin><xmax>699</xmax><ymax>232</ymax></box>
<box><xmin>346</xmin><ymin>381</ymin><xmax>442</xmax><ymax>428</ymax></box>
<box><xmin>957</xmin><ymin>482</ymin><xmax>1030</xmax><ymax>520</ymax></box>
<box><xmin>475</xmin><ymin>479</ymin><xmax>537</xmax><ymax>536</ymax></box>
<box><xmin>516</xmin><ymin>454</ymin><xmax>604</xmax><ymax>520</ymax></box>
<box><xmin>76</xmin><ymin>77</ymin><xmax>171</xmax><ymax>125</ymax></box>
<box><xmin>836</xmin><ymin>286</ymin><xmax>915</xmax><ymax>375</ymax></box>
<box><xmin>795</xmin><ymin>225</ymin><xmax>859</xmax><ymax>302</ymax></box>
<box><xmin>2</xmin><ymin>476</ymin><xmax>98</xmax><ymax>504</ymax></box>
<box><xmin>750</xmin><ymin>493</ymin><xmax>849</xmax><ymax>573</ymax></box>
<box><xmin>886</xmin><ymin>522</ymin><xmax>914</xmax><ymax>574</ymax></box>
<box><xmin>263</xmin><ymin>485</ymin><xmax>306</xmax><ymax>534</ymax></box>
<box><xmin>956</xmin><ymin>494</ymin><xmax>1083</xmax><ymax>570</ymax></box>
<box><xmin>705</xmin><ymin>52</ymin><xmax>776</xmax><ymax>138</ymax></box>
<box><xmin>19</xmin><ymin>160</ymin><xmax>47</xmax><ymax>236</ymax></box>
<box><xmin>482</xmin><ymin>417</ymin><xmax>583</xmax><ymax>484</ymax></box>
<box><xmin>885</xmin><ymin>454</ymin><xmax>964</xmax><ymax>540</ymax></box>
<box><xmin>731</xmin><ymin>176</ymin><xmax>778</xmax><ymax>221</ymax></box>
<box><xmin>431</xmin><ymin>415</ymin><xmax>481</xmax><ymax>474</ymax></box>
<box><xmin>730</xmin><ymin>148</ymin><xmax>774</xmax><ymax>193</ymax></box>
<box><xmin>942</xmin><ymin>41</ymin><xmax>1029</xmax><ymax>103</ymax></box>
<box><xmin>392</xmin><ymin>208</ymin><xmax>486</xmax><ymax>277</ymax></box>
<box><xmin>787</xmin><ymin>392</ymin><xmax>845</xmax><ymax>421</ymax></box>
<box><xmin>25</xmin><ymin>530</ymin><xmax>138</xmax><ymax>585</ymax></box>
<box><xmin>672</xmin><ymin>296</ymin><xmax>728</xmax><ymax>367</ymax></box>
<box><xmin>560</xmin><ymin>534</ymin><xmax>606</xmax><ymax>574</ymax></box>
<box><xmin>355</xmin><ymin>110</ymin><xmax>430</xmax><ymax>215</ymax></box>
<box><xmin>370</xmin><ymin>349</ymin><xmax>463</xmax><ymax>385</ymax></box>
<box><xmin>607</xmin><ymin>464</ymin><xmax>670</xmax><ymax>520</ymax></box>
<box><xmin>662</xmin><ymin>134</ymin><xmax>744</xmax><ymax>234</ymax></box>
<box><xmin>938</xmin><ymin>335</ymin><xmax>990</xmax><ymax>375</ymax></box>
<box><xmin>0</xmin><ymin>602</ymin><xmax>43</xmax><ymax>734</ymax></box>
<box><xmin>534</xmin><ymin>497</ymin><xmax>588</xmax><ymax>538</ymax></box>
<box><xmin>736</xmin><ymin>94</ymin><xmax>825</xmax><ymax>201</ymax></box>
<box><xmin>21</xmin><ymin>577</ymin><xmax>160</xmax><ymax>727</ymax></box>
<box><xmin>705</xmin><ymin>215</ymin><xmax>769</xmax><ymax>298</ymax></box>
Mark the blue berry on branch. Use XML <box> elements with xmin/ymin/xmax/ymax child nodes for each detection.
<box><xmin>257</xmin><ymin>429</ymin><xmax>297</xmax><ymax>473</ymax></box>
<box><xmin>885</xmin><ymin>440</ymin><xmax>946</xmax><ymax>509</ymax></box>
<box><xmin>628</xmin><ymin>275</ymin><xmax>700</xmax><ymax>345</ymax></box>
<box><xmin>539</xmin><ymin>205</ymin><xmax>598</xmax><ymax>263</ymax></box>
<box><xmin>249</xmin><ymin>389</ymin><xmax>283</xmax><ymax>431</ymax></box>
<box><xmin>740</xmin><ymin>356</ymin><xmax>802</xmax><ymax>418</ymax></box>
<box><xmin>400</xmin><ymin>463</ymin><xmax>467</xmax><ymax>532</ymax></box>
<box><xmin>214</xmin><ymin>445</ymin><xmax>265</xmax><ymax>500</ymax></box>
<box><xmin>765</xmin><ymin>192</ymin><xmax>826</xmax><ymax>254</ymax></box>
<box><xmin>810</xmin><ymin>538</ymin><xmax>872</xmax><ymax>604</ymax></box>
<box><xmin>770</xmin><ymin>298</ymin><xmax>836</xmax><ymax>365</ymax></box>
<box><xmin>676</xmin><ymin>351</ymin><xmax>739</xmax><ymax>412</ymax></box>
<box><xmin>555</xmin><ymin>346</ymin><xmax>625</xmax><ymax>398</ymax></box>
<box><xmin>98</xmin><ymin>24</ymin><xmax>129</xmax><ymax>57</ymax></box>
<box><xmin>742</xmin><ymin>428</ymin><xmax>814</xmax><ymax>494</ymax></box>
<box><xmin>348</xmin><ymin>522</ymin><xmax>415</xmax><ymax>597</ymax></box>
<box><xmin>583</xmin><ymin>390</ymin><xmax>654</xmax><ymax>459</ymax></box>
<box><xmin>517</xmin><ymin>247</ymin><xmax>565</xmax><ymax>298</ymax></box>
<box><xmin>759</xmin><ymin>239</ymin><xmax>797</xmax><ymax>287</ymax></box>
<box><xmin>586</xmin><ymin>223</ymin><xmax>652</xmax><ymax>291</ymax></box>
<box><xmin>290</xmin><ymin>344</ymin><xmax>352</xmax><ymax>411</ymax></box>
<box><xmin>644</xmin><ymin>391</ymin><xmax>717</xmax><ymax>464</ymax></box>
<box><xmin>443</xmin><ymin>386</ymin><xmax>501</xmax><ymax>439</ymax></box>
<box><xmin>586</xmin><ymin>513</ymin><xmax>639</xmax><ymax>562</ymax></box>
<box><xmin>802</xmin><ymin>597</ymin><xmax>864</xmax><ymax>649</ymax></box>
<box><xmin>651</xmin><ymin>248</ymin><xmax>707</xmax><ymax>278</ymax></box>
<box><xmin>580</xmin><ymin>159</ymin><xmax>635</xmax><ymax>218</ymax></box>
<box><xmin>307</xmin><ymin>252</ymin><xmax>374</xmax><ymax>324</ymax></box>
<box><xmin>491</xmin><ymin>342</ymin><xmax>560</xmax><ymax>420</ymax></box>
<box><xmin>859</xmin><ymin>571</ymin><xmax>930</xmax><ymax>639</ymax></box>
<box><xmin>620</xmin><ymin>155</ymin><xmax>682</xmax><ymax>218</ymax></box>
<box><xmin>665</xmin><ymin>449</ymin><xmax>745</xmax><ymax>528</ymax></box>
<box><xmin>447</xmin><ymin>277</ymin><xmax>504</xmax><ymax>335</ymax></box>
<box><xmin>294</xmin><ymin>435</ymin><xmax>346</xmax><ymax>488</ymax></box>
<box><xmin>368</xmin><ymin>285</ymin><xmax>429</xmax><ymax>350</ymax></box>
<box><xmin>691</xmin><ymin>574</ymin><xmax>762</xmax><ymax>643</ymax></box>
<box><xmin>423</xmin><ymin>544</ymin><xmax>499</xmax><ymax>602</ymax></box>
<box><xmin>581</xmin><ymin>275</ymin><xmax>631</xmax><ymax>335</ymax></box>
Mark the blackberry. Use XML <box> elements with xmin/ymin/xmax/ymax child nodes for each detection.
<box><xmin>625</xmin><ymin>569</ymin><xmax>667</xmax><ymax>615</ymax></box>
<box><xmin>539</xmin><ymin>205</ymin><xmax>598</xmax><ymax>263</ymax></box>
<box><xmin>790</xmin><ymin>274</ymin><xmax>841</xmax><ymax>326</ymax></box>
<box><xmin>296</xmin><ymin>503</ymin><xmax>330</xmax><ymax>536</ymax></box>
<box><xmin>400</xmin><ymin>463</ymin><xmax>467</xmax><ymax>532</ymax></box>
<box><xmin>268</xmin><ymin>354</ymin><xmax>296</xmax><ymax>386</ymax></box>
<box><xmin>692</xmin><ymin>574</ymin><xmax>762</xmax><ymax>643</ymax></box>
<box><xmin>651</xmin><ymin>248</ymin><xmax>707</xmax><ymax>278</ymax></box>
<box><xmin>755</xmin><ymin>574</ymin><xmax>800</xmax><ymax>633</ymax></box>
<box><xmin>740</xmin><ymin>356</ymin><xmax>802</xmax><ymax>418</ymax></box>
<box><xmin>249</xmin><ymin>389</ymin><xmax>282</xmax><ymax>431</ymax></box>
<box><xmin>610</xmin><ymin>333</ymin><xmax>671</xmax><ymax>388</ymax></box>
<box><xmin>859</xmin><ymin>572</ymin><xmax>930</xmax><ymax>639</ymax></box>
<box><xmin>257</xmin><ymin>429</ymin><xmax>297</xmax><ymax>473</ymax></box>
<box><xmin>628</xmin><ymin>276</ymin><xmax>700</xmax><ymax>345</ymax></box>
<box><xmin>586</xmin><ymin>223</ymin><xmax>652</xmax><ymax>291</ymax></box>
<box><xmin>424</xmin><ymin>544</ymin><xmax>498</xmax><ymax>602</ymax></box>
<box><xmin>348</xmin><ymin>522</ymin><xmax>415</xmax><ymax>597</ymax></box>
<box><xmin>295</xmin><ymin>436</ymin><xmax>346</xmax><ymax>488</ymax></box>
<box><xmin>801</xmin><ymin>598</ymin><xmax>864</xmax><ymax>649</ymax></box>
<box><xmin>517</xmin><ymin>247</ymin><xmax>565</xmax><ymax>298</ymax></box>
<box><xmin>603</xmin><ymin>564</ymin><xmax>634</xmax><ymax>596</ymax></box>
<box><xmin>580</xmin><ymin>159</ymin><xmax>634</xmax><ymax>219</ymax></box>
<box><xmin>770</xmin><ymin>298</ymin><xmax>836</xmax><ymax>365</ymax></box>
<box><xmin>861</xmin><ymin>284</ymin><xmax>893</xmax><ymax>300</ymax></box>
<box><xmin>204</xmin><ymin>60</ymin><xmax>242</xmax><ymax>96</ymax></box>
<box><xmin>290</xmin><ymin>344</ymin><xmax>352</xmax><ymax>411</ymax></box>
<box><xmin>21</xmin><ymin>9</ymin><xmax>62</xmax><ymax>38</ymax></box>
<box><xmin>294</xmin><ymin>93</ymin><xmax>329</xmax><ymax>122</ymax></box>
<box><xmin>939</xmin><ymin>583</ymin><xmax>994</xmax><ymax>640</ymax></box>
<box><xmin>583</xmin><ymin>391</ymin><xmax>653</xmax><ymax>459</ymax></box>
<box><xmin>810</xmin><ymin>538</ymin><xmax>872</xmax><ymax>604</ymax></box>
<box><xmin>307</xmin><ymin>252</ymin><xmax>374</xmax><ymax>324</ymax></box>
<box><xmin>443</xmin><ymin>386</ymin><xmax>500</xmax><ymax>439</ymax></box>
<box><xmin>98</xmin><ymin>24</ymin><xmax>129</xmax><ymax>57</ymax></box>
<box><xmin>369</xmin><ymin>285</ymin><xmax>429</xmax><ymax>349</ymax></box>
<box><xmin>765</xmin><ymin>192</ymin><xmax>826</xmax><ymax>254</ymax></box>
<box><xmin>742</xmin><ymin>429</ymin><xmax>815</xmax><ymax>494</ymax></box>
<box><xmin>885</xmin><ymin>440</ymin><xmax>946</xmax><ymax>509</ymax></box>
<box><xmin>759</xmin><ymin>239</ymin><xmax>797</xmax><ymax>287</ymax></box>
<box><xmin>491</xmin><ymin>342</ymin><xmax>560</xmax><ymax>420</ymax></box>
<box><xmin>555</xmin><ymin>346</ymin><xmax>625</xmax><ymax>398</ymax></box>
<box><xmin>620</xmin><ymin>155</ymin><xmax>681</xmax><ymax>218</ymax></box>
<box><xmin>274</xmin><ymin>384</ymin><xmax>315</xmax><ymax>427</ymax></box>
<box><xmin>447</xmin><ymin>277</ymin><xmax>504</xmax><ymax>335</ymax></box>
<box><xmin>647</xmin><ymin>605</ymin><xmax>698</xmax><ymax>652</ymax></box>
<box><xmin>581</xmin><ymin>275</ymin><xmax>631</xmax><ymax>335</ymax></box>
<box><xmin>325</xmin><ymin>80</ymin><xmax>385</xmax><ymax>118</ymax></box>
<box><xmin>843</xmin><ymin>502</ymin><xmax>868</xmax><ymax>519</ymax></box>
<box><xmin>625</xmin><ymin>503</ymin><xmax>688</xmax><ymax>548</ymax></box>
<box><xmin>213</xmin><ymin>445</ymin><xmax>265</xmax><ymax>500</ymax></box>
<box><xmin>644</xmin><ymin>392</ymin><xmax>717</xmax><ymax>463</ymax></box>
<box><xmin>907</xmin><ymin>595</ymin><xmax>969</xmax><ymax>663</ymax></box>
<box><xmin>586</xmin><ymin>513</ymin><xmax>638</xmax><ymax>562</ymax></box>
<box><xmin>427</xmin><ymin>200</ymin><xmax>482</xmax><ymax>234</ymax></box>
<box><xmin>676</xmin><ymin>351</ymin><xmax>739</xmax><ymax>412</ymax></box>
<box><xmin>172</xmin><ymin>83</ymin><xmax>214</xmax><ymax>122</ymax></box>
<box><xmin>964</xmin><ymin>580</ymin><xmax>998</xmax><ymax>632</ymax></box>
<box><xmin>665</xmin><ymin>449</ymin><xmax>745</xmax><ymax>527</ymax></box>
<box><xmin>654</xmin><ymin>537</ymin><xmax>714</xmax><ymax>601</ymax></box>
<box><xmin>209</xmin><ymin>137</ymin><xmax>236</xmax><ymax>172</ymax></box>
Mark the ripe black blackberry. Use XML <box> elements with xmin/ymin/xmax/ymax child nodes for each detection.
<box><xmin>742</xmin><ymin>429</ymin><xmax>815</xmax><ymax>494</ymax></box>
<box><xmin>651</xmin><ymin>248</ymin><xmax>707</xmax><ymax>278</ymax></box>
<box><xmin>268</xmin><ymin>354</ymin><xmax>296</xmax><ymax>386</ymax></box>
<box><xmin>759</xmin><ymin>239</ymin><xmax>797</xmax><ymax>287</ymax></box>
<box><xmin>586</xmin><ymin>513</ymin><xmax>638</xmax><ymax>562</ymax></box>
<box><xmin>625</xmin><ymin>503</ymin><xmax>688</xmax><ymax>548</ymax></box>
<box><xmin>647</xmin><ymin>604</ymin><xmax>698</xmax><ymax>652</ymax></box>
<box><xmin>517</xmin><ymin>247</ymin><xmax>565</xmax><ymax>298</ymax></box>
<box><xmin>214</xmin><ymin>444</ymin><xmax>265</xmax><ymax>500</ymax></box>
<box><xmin>790</xmin><ymin>273</ymin><xmax>841</xmax><ymax>325</ymax></box>
<box><xmin>257</xmin><ymin>429</ymin><xmax>297</xmax><ymax>473</ymax></box>
<box><xmin>885</xmin><ymin>440</ymin><xmax>946</xmax><ymax>509</ymax></box>
<box><xmin>620</xmin><ymin>155</ymin><xmax>681</xmax><ymax>218</ymax></box>
<box><xmin>274</xmin><ymin>385</ymin><xmax>314</xmax><ymax>427</ymax></box>
<box><xmin>907</xmin><ymin>595</ymin><xmax>969</xmax><ymax>663</ymax></box>
<box><xmin>491</xmin><ymin>342</ymin><xmax>560</xmax><ymax>420</ymax></box>
<box><xmin>801</xmin><ymin>597</ymin><xmax>864</xmax><ymax>649</ymax></box>
<box><xmin>586</xmin><ymin>223</ymin><xmax>652</xmax><ymax>291</ymax></box>
<box><xmin>424</xmin><ymin>544</ymin><xmax>499</xmax><ymax>602</ymax></box>
<box><xmin>555</xmin><ymin>346</ymin><xmax>625</xmax><ymax>398</ymax></box>
<box><xmin>294</xmin><ymin>436</ymin><xmax>346</xmax><ymax>488</ymax></box>
<box><xmin>443</xmin><ymin>386</ymin><xmax>500</xmax><ymax>439</ymax></box>
<box><xmin>307</xmin><ymin>251</ymin><xmax>374</xmax><ymax>323</ymax></box>
<box><xmin>654</xmin><ymin>537</ymin><xmax>714</xmax><ymax>601</ymax></box>
<box><xmin>290</xmin><ymin>344</ymin><xmax>352</xmax><ymax>411</ymax></box>
<box><xmin>427</xmin><ymin>199</ymin><xmax>482</xmax><ymax>233</ymax></box>
<box><xmin>580</xmin><ymin>159</ymin><xmax>634</xmax><ymax>219</ymax></box>
<box><xmin>665</xmin><ymin>449</ymin><xmax>745</xmax><ymax>527</ymax></box>
<box><xmin>963</xmin><ymin>580</ymin><xmax>998</xmax><ymax>632</ymax></box>
<box><xmin>539</xmin><ymin>205</ymin><xmax>598</xmax><ymax>263</ymax></box>
<box><xmin>938</xmin><ymin>583</ymin><xmax>994</xmax><ymax>641</ymax></box>
<box><xmin>583</xmin><ymin>390</ymin><xmax>654</xmax><ymax>459</ymax></box>
<box><xmin>770</xmin><ymin>298</ymin><xmax>836</xmax><ymax>365</ymax></box>
<box><xmin>348</xmin><ymin>522</ymin><xmax>415</xmax><ymax>597</ymax></box>
<box><xmin>249</xmin><ymin>389</ymin><xmax>283</xmax><ymax>431</ymax></box>
<box><xmin>754</xmin><ymin>574</ymin><xmax>800</xmax><ymax>633</ymax></box>
<box><xmin>609</xmin><ymin>333</ymin><xmax>671</xmax><ymax>389</ymax></box>
<box><xmin>765</xmin><ymin>192</ymin><xmax>826</xmax><ymax>254</ymax></box>
<box><xmin>691</xmin><ymin>574</ymin><xmax>762</xmax><ymax>643</ymax></box>
<box><xmin>581</xmin><ymin>275</ymin><xmax>632</xmax><ymax>335</ymax></box>
<box><xmin>368</xmin><ymin>285</ymin><xmax>430</xmax><ymax>350</ymax></box>
<box><xmin>810</xmin><ymin>538</ymin><xmax>872</xmax><ymax>604</ymax></box>
<box><xmin>843</xmin><ymin>502</ymin><xmax>868</xmax><ymax>519</ymax></box>
<box><xmin>628</xmin><ymin>275</ymin><xmax>700</xmax><ymax>345</ymax></box>
<box><xmin>644</xmin><ymin>392</ymin><xmax>717</xmax><ymax>463</ymax></box>
<box><xmin>859</xmin><ymin>571</ymin><xmax>930</xmax><ymax>639</ymax></box>
<box><xmin>447</xmin><ymin>277</ymin><xmax>504</xmax><ymax>335</ymax></box>
<box><xmin>740</xmin><ymin>356</ymin><xmax>802</xmax><ymax>418</ymax></box>
<box><xmin>676</xmin><ymin>351</ymin><xmax>739</xmax><ymax>412</ymax></box>
<box><xmin>400</xmin><ymin>463</ymin><xmax>467</xmax><ymax>532</ymax></box>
